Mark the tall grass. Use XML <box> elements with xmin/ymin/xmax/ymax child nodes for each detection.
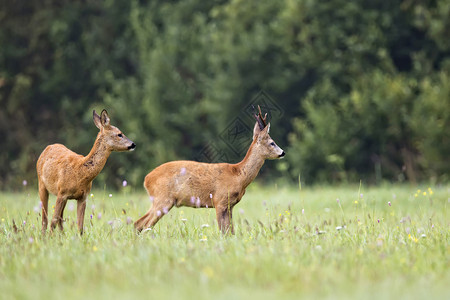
<box><xmin>0</xmin><ymin>183</ymin><xmax>449</xmax><ymax>299</ymax></box>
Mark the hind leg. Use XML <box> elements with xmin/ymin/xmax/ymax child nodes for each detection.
<box><xmin>134</xmin><ymin>198</ymin><xmax>174</xmax><ymax>232</ymax></box>
<box><xmin>51</xmin><ymin>194</ymin><xmax>67</xmax><ymax>232</ymax></box>
<box><xmin>39</xmin><ymin>181</ymin><xmax>49</xmax><ymax>233</ymax></box>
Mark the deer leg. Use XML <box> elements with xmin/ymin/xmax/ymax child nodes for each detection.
<box><xmin>215</xmin><ymin>205</ymin><xmax>234</xmax><ymax>235</ymax></box>
<box><xmin>38</xmin><ymin>182</ymin><xmax>49</xmax><ymax>233</ymax></box>
<box><xmin>58</xmin><ymin>200</ymin><xmax>68</xmax><ymax>230</ymax></box>
<box><xmin>76</xmin><ymin>198</ymin><xmax>87</xmax><ymax>235</ymax></box>
<box><xmin>51</xmin><ymin>195</ymin><xmax>67</xmax><ymax>232</ymax></box>
<box><xmin>135</xmin><ymin>200</ymin><xmax>173</xmax><ymax>233</ymax></box>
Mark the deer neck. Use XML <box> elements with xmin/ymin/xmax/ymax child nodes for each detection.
<box><xmin>235</xmin><ymin>140</ymin><xmax>265</xmax><ymax>188</ymax></box>
<box><xmin>82</xmin><ymin>133</ymin><xmax>112</xmax><ymax>181</ymax></box>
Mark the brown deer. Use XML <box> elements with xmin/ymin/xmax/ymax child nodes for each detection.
<box><xmin>37</xmin><ymin>109</ymin><xmax>135</xmax><ymax>234</ymax></box>
<box><xmin>134</xmin><ymin>106</ymin><xmax>285</xmax><ymax>234</ymax></box>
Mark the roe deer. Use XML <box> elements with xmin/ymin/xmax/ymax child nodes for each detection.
<box><xmin>37</xmin><ymin>109</ymin><xmax>135</xmax><ymax>234</ymax></box>
<box><xmin>134</xmin><ymin>106</ymin><xmax>285</xmax><ymax>234</ymax></box>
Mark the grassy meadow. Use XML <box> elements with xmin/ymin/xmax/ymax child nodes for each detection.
<box><xmin>0</xmin><ymin>183</ymin><xmax>449</xmax><ymax>299</ymax></box>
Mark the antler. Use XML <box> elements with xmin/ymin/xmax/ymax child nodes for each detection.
<box><xmin>253</xmin><ymin>105</ymin><xmax>267</xmax><ymax>130</ymax></box>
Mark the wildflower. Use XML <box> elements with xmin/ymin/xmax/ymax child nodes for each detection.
<box><xmin>196</xmin><ymin>197</ymin><xmax>201</xmax><ymax>208</ymax></box>
<box><xmin>108</xmin><ymin>220</ymin><xmax>113</xmax><ymax>226</ymax></box>
<box><xmin>149</xmin><ymin>196</ymin><xmax>154</xmax><ymax>203</ymax></box>
<box><xmin>33</xmin><ymin>206</ymin><xmax>39</xmax><ymax>213</ymax></box>
<box><xmin>23</xmin><ymin>221</ymin><xmax>26</xmax><ymax>226</ymax></box>
<box><xmin>417</xmin><ymin>189</ymin><xmax>421</xmax><ymax>193</ymax></box>
<box><xmin>68</xmin><ymin>203</ymin><xmax>75</xmax><ymax>211</ymax></box>
<box><xmin>181</xmin><ymin>218</ymin><xmax>187</xmax><ymax>222</ymax></box>
<box><xmin>156</xmin><ymin>210</ymin><xmax>162</xmax><ymax>217</ymax></box>
<box><xmin>302</xmin><ymin>208</ymin><xmax>305</xmax><ymax>214</ymax></box>
<box><xmin>377</xmin><ymin>219</ymin><xmax>380</xmax><ymax>223</ymax></box>
<box><xmin>142</xmin><ymin>228</ymin><xmax>152</xmax><ymax>233</ymax></box>
<box><xmin>414</xmin><ymin>193</ymin><xmax>418</xmax><ymax>197</ymax></box>
<box><xmin>91</xmin><ymin>204</ymin><xmax>96</xmax><ymax>210</ymax></box>
<box><xmin>22</xmin><ymin>180</ymin><xmax>28</xmax><ymax>186</ymax></box>
<box><xmin>190</xmin><ymin>196</ymin><xmax>195</xmax><ymax>204</ymax></box>
<box><xmin>431</xmin><ymin>224</ymin><xmax>434</xmax><ymax>229</ymax></box>
<box><xmin>209</xmin><ymin>193</ymin><xmax>213</xmax><ymax>199</ymax></box>
<box><xmin>28</xmin><ymin>237</ymin><xmax>34</xmax><ymax>244</ymax></box>
<box><xmin>423</xmin><ymin>192</ymin><xmax>427</xmax><ymax>196</ymax></box>
<box><xmin>388</xmin><ymin>201</ymin><xmax>391</xmax><ymax>206</ymax></box>
<box><xmin>336</xmin><ymin>198</ymin><xmax>340</xmax><ymax>203</ymax></box>
<box><xmin>97</xmin><ymin>213</ymin><xmax>102</xmax><ymax>220</ymax></box>
<box><xmin>162</xmin><ymin>207</ymin><xmax>169</xmax><ymax>215</ymax></box>
<box><xmin>421</xmin><ymin>234</ymin><xmax>426</xmax><ymax>238</ymax></box>
<box><xmin>126</xmin><ymin>217</ymin><xmax>132</xmax><ymax>225</ymax></box>
<box><xmin>428</xmin><ymin>187</ymin><xmax>433</xmax><ymax>195</ymax></box>
<box><xmin>336</xmin><ymin>226</ymin><xmax>343</xmax><ymax>231</ymax></box>
<box><xmin>180</xmin><ymin>168</ymin><xmax>186</xmax><ymax>175</ymax></box>
<box><xmin>200</xmin><ymin>235</ymin><xmax>208</xmax><ymax>242</ymax></box>
<box><xmin>201</xmin><ymin>224</ymin><xmax>210</xmax><ymax>228</ymax></box>
<box><xmin>354</xmin><ymin>200</ymin><xmax>358</xmax><ymax>204</ymax></box>
<box><xmin>93</xmin><ymin>246</ymin><xmax>98</xmax><ymax>252</ymax></box>
<box><xmin>109</xmin><ymin>194</ymin><xmax>112</xmax><ymax>198</ymax></box>
<box><xmin>90</xmin><ymin>193</ymin><xmax>94</xmax><ymax>197</ymax></box>
<box><xmin>1</xmin><ymin>218</ymin><xmax>4</xmax><ymax>222</ymax></box>
<box><xmin>122</xmin><ymin>180</ymin><xmax>128</xmax><ymax>187</ymax></box>
<box><xmin>239</xmin><ymin>209</ymin><xmax>244</xmax><ymax>214</ymax></box>
<box><xmin>360</xmin><ymin>193</ymin><xmax>363</xmax><ymax>198</ymax></box>
<box><xmin>90</xmin><ymin>214</ymin><xmax>93</xmax><ymax>219</ymax></box>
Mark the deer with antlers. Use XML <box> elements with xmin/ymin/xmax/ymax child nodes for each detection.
<box><xmin>37</xmin><ymin>109</ymin><xmax>135</xmax><ymax>234</ymax></box>
<box><xmin>134</xmin><ymin>106</ymin><xmax>285</xmax><ymax>234</ymax></box>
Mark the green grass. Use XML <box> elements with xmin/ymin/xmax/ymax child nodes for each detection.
<box><xmin>1</xmin><ymin>183</ymin><xmax>449</xmax><ymax>299</ymax></box>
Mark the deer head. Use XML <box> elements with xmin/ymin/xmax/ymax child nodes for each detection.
<box><xmin>252</xmin><ymin>105</ymin><xmax>285</xmax><ymax>159</ymax></box>
<box><xmin>93</xmin><ymin>110</ymin><xmax>136</xmax><ymax>152</ymax></box>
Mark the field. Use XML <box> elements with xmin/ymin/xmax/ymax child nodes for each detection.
<box><xmin>0</xmin><ymin>183</ymin><xmax>449</xmax><ymax>299</ymax></box>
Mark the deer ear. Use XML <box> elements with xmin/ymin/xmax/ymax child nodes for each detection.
<box><xmin>253</xmin><ymin>121</ymin><xmax>261</xmax><ymax>140</ymax></box>
<box><xmin>93</xmin><ymin>110</ymin><xmax>102</xmax><ymax>129</ymax></box>
<box><xmin>100</xmin><ymin>109</ymin><xmax>110</xmax><ymax>127</ymax></box>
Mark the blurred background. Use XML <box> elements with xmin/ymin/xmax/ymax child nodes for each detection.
<box><xmin>0</xmin><ymin>0</ymin><xmax>448</xmax><ymax>190</ymax></box>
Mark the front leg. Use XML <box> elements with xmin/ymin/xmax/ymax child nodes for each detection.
<box><xmin>215</xmin><ymin>204</ymin><xmax>234</xmax><ymax>235</ymax></box>
<box><xmin>77</xmin><ymin>196</ymin><xmax>87</xmax><ymax>235</ymax></box>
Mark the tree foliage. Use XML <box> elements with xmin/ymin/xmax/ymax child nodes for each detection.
<box><xmin>0</xmin><ymin>0</ymin><xmax>448</xmax><ymax>189</ymax></box>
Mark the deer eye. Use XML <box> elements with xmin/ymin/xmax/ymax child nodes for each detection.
<box><xmin>118</xmin><ymin>134</ymin><xmax>123</xmax><ymax>138</ymax></box>
<box><xmin>270</xmin><ymin>142</ymin><xmax>275</xmax><ymax>146</ymax></box>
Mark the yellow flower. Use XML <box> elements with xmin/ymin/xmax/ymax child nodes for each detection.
<box><xmin>414</xmin><ymin>193</ymin><xmax>418</xmax><ymax>197</ymax></box>
<box><xmin>417</xmin><ymin>189</ymin><xmax>421</xmax><ymax>193</ymax></box>
<box><xmin>423</xmin><ymin>192</ymin><xmax>427</xmax><ymax>196</ymax></box>
<box><xmin>92</xmin><ymin>246</ymin><xmax>98</xmax><ymax>252</ymax></box>
<box><xmin>354</xmin><ymin>200</ymin><xmax>358</xmax><ymax>204</ymax></box>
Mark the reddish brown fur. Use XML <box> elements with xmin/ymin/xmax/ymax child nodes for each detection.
<box><xmin>135</xmin><ymin>120</ymin><xmax>285</xmax><ymax>234</ymax></box>
<box><xmin>36</xmin><ymin>110</ymin><xmax>135</xmax><ymax>234</ymax></box>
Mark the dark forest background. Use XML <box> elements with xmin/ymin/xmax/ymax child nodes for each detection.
<box><xmin>1</xmin><ymin>0</ymin><xmax>449</xmax><ymax>190</ymax></box>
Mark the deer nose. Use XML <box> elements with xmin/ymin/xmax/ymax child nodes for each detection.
<box><xmin>128</xmin><ymin>143</ymin><xmax>136</xmax><ymax>150</ymax></box>
<box><xmin>279</xmin><ymin>151</ymin><xmax>285</xmax><ymax>158</ymax></box>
